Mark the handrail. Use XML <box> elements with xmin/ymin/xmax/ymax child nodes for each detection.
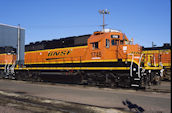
<box><xmin>129</xmin><ymin>54</ymin><xmax>134</xmax><ymax>77</ymax></box>
<box><xmin>138</xmin><ymin>53</ymin><xmax>144</xmax><ymax>78</ymax></box>
<box><xmin>4</xmin><ymin>64</ymin><xmax>7</xmax><ymax>73</ymax></box>
<box><xmin>153</xmin><ymin>54</ymin><xmax>156</xmax><ymax>67</ymax></box>
<box><xmin>10</xmin><ymin>61</ymin><xmax>16</xmax><ymax>74</ymax></box>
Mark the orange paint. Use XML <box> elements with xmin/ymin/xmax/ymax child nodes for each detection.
<box><xmin>24</xmin><ymin>30</ymin><xmax>142</xmax><ymax>65</ymax></box>
<box><xmin>0</xmin><ymin>54</ymin><xmax>16</xmax><ymax>64</ymax></box>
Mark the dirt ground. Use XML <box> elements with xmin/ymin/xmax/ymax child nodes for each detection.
<box><xmin>0</xmin><ymin>80</ymin><xmax>170</xmax><ymax>113</ymax></box>
<box><xmin>0</xmin><ymin>90</ymin><xmax>131</xmax><ymax>113</ymax></box>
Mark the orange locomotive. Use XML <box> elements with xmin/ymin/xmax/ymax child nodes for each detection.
<box><xmin>0</xmin><ymin>53</ymin><xmax>16</xmax><ymax>78</ymax></box>
<box><xmin>0</xmin><ymin>53</ymin><xmax>16</xmax><ymax>64</ymax></box>
<box><xmin>16</xmin><ymin>29</ymin><xmax>162</xmax><ymax>87</ymax></box>
<box><xmin>0</xmin><ymin>29</ymin><xmax>163</xmax><ymax>87</ymax></box>
<box><xmin>142</xmin><ymin>43</ymin><xmax>171</xmax><ymax>80</ymax></box>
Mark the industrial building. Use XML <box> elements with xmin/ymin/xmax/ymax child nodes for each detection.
<box><xmin>0</xmin><ymin>23</ymin><xmax>25</xmax><ymax>65</ymax></box>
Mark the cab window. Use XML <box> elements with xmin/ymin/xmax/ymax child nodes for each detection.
<box><xmin>120</xmin><ymin>40</ymin><xmax>124</xmax><ymax>45</ymax></box>
<box><xmin>111</xmin><ymin>40</ymin><xmax>115</xmax><ymax>45</ymax></box>
<box><xmin>92</xmin><ymin>42</ymin><xmax>99</xmax><ymax>49</ymax></box>
<box><xmin>112</xmin><ymin>40</ymin><xmax>118</xmax><ymax>45</ymax></box>
<box><xmin>106</xmin><ymin>39</ymin><xmax>110</xmax><ymax>48</ymax></box>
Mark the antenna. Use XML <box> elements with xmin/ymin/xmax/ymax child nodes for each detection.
<box><xmin>99</xmin><ymin>9</ymin><xmax>110</xmax><ymax>31</ymax></box>
<box><xmin>152</xmin><ymin>42</ymin><xmax>156</xmax><ymax>47</ymax></box>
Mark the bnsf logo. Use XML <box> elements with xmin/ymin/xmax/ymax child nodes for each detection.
<box><xmin>48</xmin><ymin>50</ymin><xmax>71</xmax><ymax>56</ymax></box>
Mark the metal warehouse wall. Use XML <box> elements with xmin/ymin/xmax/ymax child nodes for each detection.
<box><xmin>0</xmin><ymin>23</ymin><xmax>25</xmax><ymax>64</ymax></box>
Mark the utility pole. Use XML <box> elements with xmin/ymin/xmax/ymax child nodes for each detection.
<box><xmin>99</xmin><ymin>9</ymin><xmax>110</xmax><ymax>31</ymax></box>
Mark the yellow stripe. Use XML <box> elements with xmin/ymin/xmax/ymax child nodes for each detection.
<box><xmin>16</xmin><ymin>67</ymin><xmax>130</xmax><ymax>70</ymax></box>
<box><xmin>1</xmin><ymin>66</ymin><xmax>162</xmax><ymax>71</ymax></box>
<box><xmin>142</xmin><ymin>67</ymin><xmax>163</xmax><ymax>70</ymax></box>
<box><xmin>25</xmin><ymin>59</ymin><xmax>139</xmax><ymax>65</ymax></box>
<box><xmin>25</xmin><ymin>46</ymin><xmax>88</xmax><ymax>53</ymax></box>
<box><xmin>142</xmin><ymin>49</ymin><xmax>171</xmax><ymax>54</ymax></box>
<box><xmin>165</xmin><ymin>66</ymin><xmax>171</xmax><ymax>69</ymax></box>
<box><xmin>0</xmin><ymin>53</ymin><xmax>16</xmax><ymax>55</ymax></box>
<box><xmin>0</xmin><ymin>53</ymin><xmax>7</xmax><ymax>55</ymax></box>
<box><xmin>0</xmin><ymin>59</ymin><xmax>138</xmax><ymax>65</ymax></box>
<box><xmin>25</xmin><ymin>59</ymin><xmax>118</xmax><ymax>64</ymax></box>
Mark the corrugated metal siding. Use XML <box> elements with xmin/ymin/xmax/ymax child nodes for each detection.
<box><xmin>0</xmin><ymin>24</ymin><xmax>25</xmax><ymax>64</ymax></box>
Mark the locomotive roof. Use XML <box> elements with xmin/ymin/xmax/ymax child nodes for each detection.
<box><xmin>102</xmin><ymin>29</ymin><xmax>121</xmax><ymax>33</ymax></box>
<box><xmin>143</xmin><ymin>43</ymin><xmax>171</xmax><ymax>50</ymax></box>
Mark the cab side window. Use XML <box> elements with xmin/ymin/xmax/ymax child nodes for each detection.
<box><xmin>106</xmin><ymin>39</ymin><xmax>110</xmax><ymax>48</ymax></box>
<box><xmin>92</xmin><ymin>42</ymin><xmax>99</xmax><ymax>49</ymax></box>
<box><xmin>112</xmin><ymin>40</ymin><xmax>118</xmax><ymax>46</ymax></box>
<box><xmin>111</xmin><ymin>35</ymin><xmax>120</xmax><ymax>46</ymax></box>
<box><xmin>120</xmin><ymin>40</ymin><xmax>124</xmax><ymax>45</ymax></box>
<box><xmin>111</xmin><ymin>40</ymin><xmax>115</xmax><ymax>45</ymax></box>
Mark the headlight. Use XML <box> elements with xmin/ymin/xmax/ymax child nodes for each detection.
<box><xmin>133</xmin><ymin>68</ymin><xmax>136</xmax><ymax>71</ymax></box>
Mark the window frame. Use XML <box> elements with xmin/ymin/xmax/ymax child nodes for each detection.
<box><xmin>106</xmin><ymin>39</ymin><xmax>110</xmax><ymax>48</ymax></box>
<box><xmin>92</xmin><ymin>42</ymin><xmax>99</xmax><ymax>50</ymax></box>
<box><xmin>111</xmin><ymin>39</ymin><xmax>119</xmax><ymax>46</ymax></box>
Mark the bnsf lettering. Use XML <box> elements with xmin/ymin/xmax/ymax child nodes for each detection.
<box><xmin>48</xmin><ymin>50</ymin><xmax>71</xmax><ymax>56</ymax></box>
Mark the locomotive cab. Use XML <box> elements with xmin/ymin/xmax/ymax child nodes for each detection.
<box><xmin>87</xmin><ymin>29</ymin><xmax>163</xmax><ymax>87</ymax></box>
<box><xmin>87</xmin><ymin>29</ymin><xmax>141</xmax><ymax>61</ymax></box>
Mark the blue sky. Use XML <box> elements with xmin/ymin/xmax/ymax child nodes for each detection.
<box><xmin>0</xmin><ymin>0</ymin><xmax>171</xmax><ymax>47</ymax></box>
